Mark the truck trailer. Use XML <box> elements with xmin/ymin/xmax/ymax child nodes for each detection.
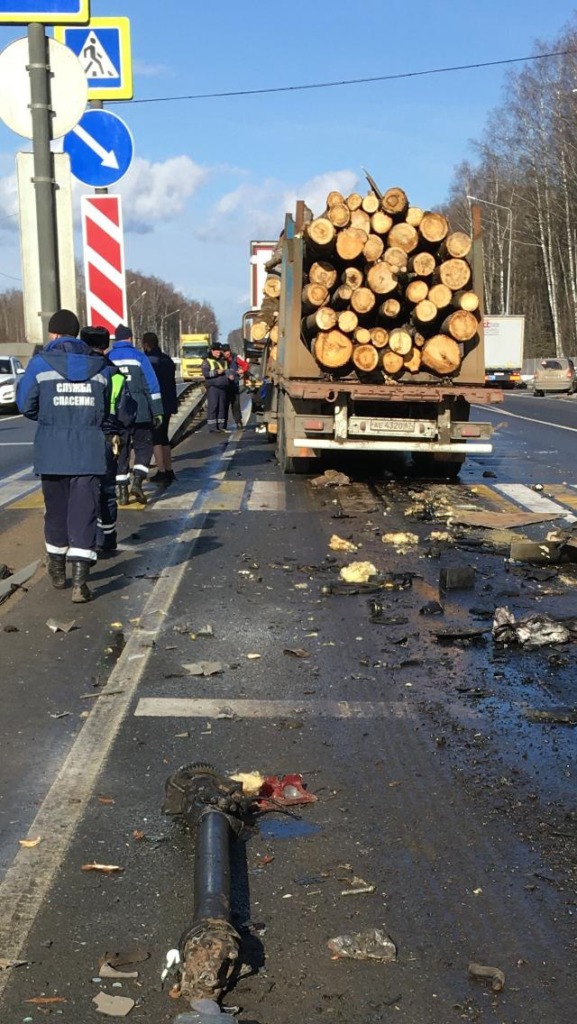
<box><xmin>255</xmin><ymin>196</ymin><xmax>503</xmax><ymax>477</ymax></box>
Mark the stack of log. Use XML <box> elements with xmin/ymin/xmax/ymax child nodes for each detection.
<box><xmin>251</xmin><ymin>185</ymin><xmax>481</xmax><ymax>379</ymax></box>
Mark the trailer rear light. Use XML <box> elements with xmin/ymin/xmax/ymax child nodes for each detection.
<box><xmin>567</xmin><ymin>369</ymin><xmax>574</xmax><ymax>379</ymax></box>
<box><xmin>460</xmin><ymin>425</ymin><xmax>482</xmax><ymax>437</ymax></box>
<box><xmin>303</xmin><ymin>419</ymin><xmax>326</xmax><ymax>431</ymax></box>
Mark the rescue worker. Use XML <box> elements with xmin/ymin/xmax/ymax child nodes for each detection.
<box><xmin>81</xmin><ymin>326</ymin><xmax>137</xmax><ymax>553</ymax></box>
<box><xmin>221</xmin><ymin>342</ymin><xmax>244</xmax><ymax>430</ymax></box>
<box><xmin>201</xmin><ymin>340</ymin><xmax>230</xmax><ymax>433</ymax></box>
<box><xmin>109</xmin><ymin>324</ymin><xmax>163</xmax><ymax>505</ymax></box>
<box><xmin>141</xmin><ymin>331</ymin><xmax>178</xmax><ymax>486</ymax></box>
<box><xmin>16</xmin><ymin>309</ymin><xmax>112</xmax><ymax>603</ymax></box>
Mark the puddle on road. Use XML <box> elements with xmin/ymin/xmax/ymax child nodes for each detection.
<box><xmin>259</xmin><ymin>817</ymin><xmax>321</xmax><ymax>840</ymax></box>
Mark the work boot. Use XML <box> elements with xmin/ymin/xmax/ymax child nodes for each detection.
<box><xmin>71</xmin><ymin>560</ymin><xmax>92</xmax><ymax>603</ymax></box>
<box><xmin>47</xmin><ymin>553</ymin><xmax>66</xmax><ymax>589</ymax></box>
<box><xmin>130</xmin><ymin>470</ymin><xmax>148</xmax><ymax>504</ymax></box>
<box><xmin>153</xmin><ymin>470</ymin><xmax>168</xmax><ymax>486</ymax></box>
<box><xmin>116</xmin><ymin>482</ymin><xmax>130</xmax><ymax>506</ymax></box>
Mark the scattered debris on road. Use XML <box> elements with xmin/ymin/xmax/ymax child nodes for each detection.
<box><xmin>310</xmin><ymin>469</ymin><xmax>351</xmax><ymax>488</ymax></box>
<box><xmin>382</xmin><ymin>531</ymin><xmax>419</xmax><ymax>551</ymax></box>
<box><xmin>492</xmin><ymin>607</ymin><xmax>576</xmax><ymax>648</ymax></box>
<box><xmin>439</xmin><ymin>566</ymin><xmax>475</xmax><ymax>591</ymax></box>
<box><xmin>92</xmin><ymin>990</ymin><xmax>135</xmax><ymax>1016</ymax></box>
<box><xmin>339</xmin><ymin>561</ymin><xmax>377</xmax><ymax>583</ymax></box>
<box><xmin>525</xmin><ymin>706</ymin><xmax>577</xmax><ymax>725</ymax></box>
<box><xmin>468</xmin><ymin>961</ymin><xmax>506</xmax><ymax>992</ymax></box>
<box><xmin>329</xmin><ymin>533</ymin><xmax>358</xmax><ymax>552</ymax></box>
<box><xmin>0</xmin><ymin>958</ymin><xmax>27</xmax><ymax>970</ymax></box>
<box><xmin>327</xmin><ymin>927</ymin><xmax>397</xmax><ymax>962</ymax></box>
<box><xmin>46</xmin><ymin>617</ymin><xmax>76</xmax><ymax>634</ymax></box>
<box><xmin>18</xmin><ymin>836</ymin><xmax>41</xmax><ymax>848</ymax></box>
<box><xmin>183</xmin><ymin>662</ymin><xmax>224</xmax><ymax>676</ymax></box>
<box><xmin>81</xmin><ymin>863</ymin><xmax>124</xmax><ymax>874</ymax></box>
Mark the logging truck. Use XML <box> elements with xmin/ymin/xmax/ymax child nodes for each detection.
<box><xmin>251</xmin><ymin>189</ymin><xmax>504</xmax><ymax>476</ymax></box>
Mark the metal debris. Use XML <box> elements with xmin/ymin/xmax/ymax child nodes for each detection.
<box><xmin>327</xmin><ymin>927</ymin><xmax>397</xmax><ymax>962</ymax></box>
<box><xmin>46</xmin><ymin>617</ymin><xmax>76</xmax><ymax>633</ymax></box>
<box><xmin>492</xmin><ymin>607</ymin><xmax>575</xmax><ymax>648</ymax></box>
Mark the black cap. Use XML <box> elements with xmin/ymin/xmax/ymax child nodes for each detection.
<box><xmin>115</xmin><ymin>323</ymin><xmax>133</xmax><ymax>341</ymax></box>
<box><xmin>142</xmin><ymin>331</ymin><xmax>159</xmax><ymax>347</ymax></box>
<box><xmin>211</xmin><ymin>340</ymin><xmax>223</xmax><ymax>350</ymax></box>
<box><xmin>48</xmin><ymin>309</ymin><xmax>80</xmax><ymax>337</ymax></box>
<box><xmin>81</xmin><ymin>326</ymin><xmax>110</xmax><ymax>350</ymax></box>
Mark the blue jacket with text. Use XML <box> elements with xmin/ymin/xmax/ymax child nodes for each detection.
<box><xmin>108</xmin><ymin>340</ymin><xmax>163</xmax><ymax>423</ymax></box>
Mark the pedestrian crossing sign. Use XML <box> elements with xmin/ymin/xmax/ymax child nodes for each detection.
<box><xmin>54</xmin><ymin>16</ymin><xmax>133</xmax><ymax>101</ymax></box>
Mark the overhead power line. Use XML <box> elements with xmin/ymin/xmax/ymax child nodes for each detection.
<box><xmin>126</xmin><ymin>48</ymin><xmax>577</xmax><ymax>106</ymax></box>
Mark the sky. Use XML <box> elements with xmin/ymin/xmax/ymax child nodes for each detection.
<box><xmin>0</xmin><ymin>0</ymin><xmax>575</xmax><ymax>338</ymax></box>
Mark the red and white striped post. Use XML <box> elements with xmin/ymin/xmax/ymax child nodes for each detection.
<box><xmin>81</xmin><ymin>194</ymin><xmax>127</xmax><ymax>334</ymax></box>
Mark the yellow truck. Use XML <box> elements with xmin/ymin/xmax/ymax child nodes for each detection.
<box><xmin>180</xmin><ymin>334</ymin><xmax>212</xmax><ymax>381</ymax></box>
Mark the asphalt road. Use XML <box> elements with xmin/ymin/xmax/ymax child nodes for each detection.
<box><xmin>0</xmin><ymin>400</ymin><xmax>576</xmax><ymax>1023</ymax></box>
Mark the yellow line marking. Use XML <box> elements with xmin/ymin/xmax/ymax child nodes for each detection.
<box><xmin>197</xmin><ymin>479</ymin><xmax>245</xmax><ymax>511</ymax></box>
<box><xmin>542</xmin><ymin>485</ymin><xmax>577</xmax><ymax>510</ymax></box>
<box><xmin>469</xmin><ymin>483</ymin><xmax>524</xmax><ymax>513</ymax></box>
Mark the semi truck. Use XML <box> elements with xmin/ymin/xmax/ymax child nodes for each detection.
<box><xmin>180</xmin><ymin>333</ymin><xmax>212</xmax><ymax>382</ymax></box>
<box><xmin>252</xmin><ymin>197</ymin><xmax>503</xmax><ymax>477</ymax></box>
<box><xmin>483</xmin><ymin>315</ymin><xmax>525</xmax><ymax>388</ymax></box>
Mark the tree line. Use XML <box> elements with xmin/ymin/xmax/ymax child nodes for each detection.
<box><xmin>444</xmin><ymin>15</ymin><xmax>577</xmax><ymax>358</ymax></box>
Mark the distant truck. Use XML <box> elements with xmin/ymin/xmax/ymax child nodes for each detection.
<box><xmin>180</xmin><ymin>334</ymin><xmax>212</xmax><ymax>381</ymax></box>
<box><xmin>484</xmin><ymin>315</ymin><xmax>525</xmax><ymax>388</ymax></box>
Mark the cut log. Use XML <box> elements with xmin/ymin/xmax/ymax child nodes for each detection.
<box><xmin>341</xmin><ymin>266</ymin><xmax>364</xmax><ymax>289</ymax></box>
<box><xmin>302</xmin><ymin>283</ymin><xmax>329</xmax><ymax>312</ymax></box>
<box><xmin>441</xmin><ymin>309</ymin><xmax>478</xmax><ymax>342</ymax></box>
<box><xmin>269</xmin><ymin>324</ymin><xmax>279</xmax><ymax>344</ymax></box>
<box><xmin>326</xmin><ymin>190</ymin><xmax>345</xmax><ymax>208</ymax></box>
<box><xmin>405</xmin><ymin>278</ymin><xmax>429</xmax><ymax>304</ymax></box>
<box><xmin>382</xmin><ymin>350</ymin><xmax>404</xmax><ymax>374</ymax></box>
<box><xmin>434</xmin><ymin>258</ymin><xmax>471</xmax><ymax>290</ymax></box>
<box><xmin>428</xmin><ymin>283</ymin><xmax>453</xmax><ymax>310</ymax></box>
<box><xmin>263</xmin><ymin>275</ymin><xmax>282</xmax><ymax>299</ymax></box>
<box><xmin>350</xmin><ymin>287</ymin><xmax>376</xmax><ymax>315</ymax></box>
<box><xmin>413</xmin><ymin>331</ymin><xmax>426</xmax><ymax>348</ymax></box>
<box><xmin>384</xmin><ymin>247</ymin><xmax>408</xmax><ymax>272</ymax></box>
<box><xmin>363</xmin><ymin>234</ymin><xmax>385</xmax><ymax>263</ymax></box>
<box><xmin>388</xmin><ymin>222</ymin><xmax>419</xmax><ymax>253</ymax></box>
<box><xmin>453</xmin><ymin>289</ymin><xmax>480</xmax><ymax>312</ymax></box>
<box><xmin>331</xmin><ymin>284</ymin><xmax>354</xmax><ymax>309</ymax></box>
<box><xmin>388</xmin><ymin>327</ymin><xmax>413</xmax><ymax>356</ymax></box>
<box><xmin>345</xmin><ymin>192</ymin><xmax>363</xmax><ymax>211</ymax></box>
<box><xmin>403</xmin><ymin>348</ymin><xmax>422</xmax><ymax>373</ymax></box>
<box><xmin>303</xmin><ymin>307</ymin><xmax>338</xmax><ymax>334</ymax></box>
<box><xmin>370</xmin><ymin>327</ymin><xmax>389</xmax><ymax>349</ymax></box>
<box><xmin>309</xmin><ymin>261</ymin><xmax>338</xmax><ymax>290</ymax></box>
<box><xmin>421</xmin><ymin>335</ymin><xmax>461</xmax><ymax>375</ymax></box>
<box><xmin>327</xmin><ymin>203</ymin><xmax>351</xmax><ymax>228</ymax></box>
<box><xmin>355</xmin><ymin>327</ymin><xmax>372</xmax><ymax>344</ymax></box>
<box><xmin>269</xmin><ymin>342</ymin><xmax>278</xmax><ymax>362</ymax></box>
<box><xmin>362</xmin><ymin>192</ymin><xmax>381</xmax><ymax>214</ymax></box>
<box><xmin>251</xmin><ymin>321</ymin><xmax>269</xmax><ymax>342</ymax></box>
<box><xmin>366</xmin><ymin>263</ymin><xmax>398</xmax><ymax>295</ymax></box>
<box><xmin>305</xmin><ymin>217</ymin><xmax>336</xmax><ymax>250</ymax></box>
<box><xmin>412</xmin><ymin>299</ymin><xmax>438</xmax><ymax>326</ymax></box>
<box><xmin>338</xmin><ymin>309</ymin><xmax>359</xmax><ymax>334</ymax></box>
<box><xmin>371</xmin><ymin>211</ymin><xmax>394</xmax><ymax>236</ymax></box>
<box><xmin>382</xmin><ymin>187</ymin><xmax>408</xmax><ymax>218</ymax></box>
<box><xmin>440</xmin><ymin>231</ymin><xmax>472</xmax><ymax>259</ymax></box>
<box><xmin>406</xmin><ymin>207</ymin><xmax>424</xmax><ymax>227</ymax></box>
<box><xmin>378</xmin><ymin>297</ymin><xmax>402</xmax><ymax>319</ymax></box>
<box><xmin>313</xmin><ymin>330</ymin><xmax>353</xmax><ymax>369</ymax></box>
<box><xmin>336</xmin><ymin>226</ymin><xmax>368</xmax><ymax>261</ymax></box>
<box><xmin>353</xmin><ymin>343</ymin><xmax>379</xmax><ymax>372</ymax></box>
<box><xmin>419</xmin><ymin>211</ymin><xmax>449</xmax><ymax>245</ymax></box>
<box><xmin>409</xmin><ymin>251</ymin><xmax>436</xmax><ymax>277</ymax></box>
<box><xmin>350</xmin><ymin>208</ymin><xmax>372</xmax><ymax>232</ymax></box>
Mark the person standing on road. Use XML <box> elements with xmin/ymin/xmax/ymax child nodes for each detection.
<box><xmin>142</xmin><ymin>331</ymin><xmax>178</xmax><ymax>486</ymax></box>
<box><xmin>109</xmin><ymin>324</ymin><xmax>163</xmax><ymax>505</ymax></box>
<box><xmin>81</xmin><ymin>326</ymin><xmax>137</xmax><ymax>554</ymax></box>
<box><xmin>16</xmin><ymin>309</ymin><xmax>112</xmax><ymax>603</ymax></box>
<box><xmin>201</xmin><ymin>340</ymin><xmax>229</xmax><ymax>433</ymax></box>
<box><xmin>221</xmin><ymin>342</ymin><xmax>244</xmax><ymax>430</ymax></box>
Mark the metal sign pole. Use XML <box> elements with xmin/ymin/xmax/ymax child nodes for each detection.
<box><xmin>27</xmin><ymin>22</ymin><xmax>60</xmax><ymax>342</ymax></box>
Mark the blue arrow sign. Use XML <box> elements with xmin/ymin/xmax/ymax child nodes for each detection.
<box><xmin>63</xmin><ymin>109</ymin><xmax>134</xmax><ymax>188</ymax></box>
<box><xmin>0</xmin><ymin>1</ymin><xmax>90</xmax><ymax>24</ymax></box>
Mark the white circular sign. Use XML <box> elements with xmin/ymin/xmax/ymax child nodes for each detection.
<box><xmin>0</xmin><ymin>37</ymin><xmax>88</xmax><ymax>140</ymax></box>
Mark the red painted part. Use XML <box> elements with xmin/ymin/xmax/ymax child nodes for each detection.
<box><xmin>256</xmin><ymin>773</ymin><xmax>317</xmax><ymax>810</ymax></box>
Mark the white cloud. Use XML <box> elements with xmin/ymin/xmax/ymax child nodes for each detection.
<box><xmin>133</xmin><ymin>59</ymin><xmax>171</xmax><ymax>78</ymax></box>
<box><xmin>0</xmin><ymin>166</ymin><xmax>19</xmax><ymax>233</ymax></box>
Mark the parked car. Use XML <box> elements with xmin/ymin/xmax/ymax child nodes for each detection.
<box><xmin>532</xmin><ymin>358</ymin><xmax>577</xmax><ymax>396</ymax></box>
<box><xmin>0</xmin><ymin>355</ymin><xmax>24</xmax><ymax>411</ymax></box>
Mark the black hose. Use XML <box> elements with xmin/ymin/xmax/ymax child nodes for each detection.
<box><xmin>192</xmin><ymin>808</ymin><xmax>232</xmax><ymax>925</ymax></box>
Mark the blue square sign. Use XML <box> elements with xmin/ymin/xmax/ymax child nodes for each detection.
<box><xmin>0</xmin><ymin>1</ymin><xmax>90</xmax><ymax>24</ymax></box>
<box><xmin>55</xmin><ymin>17</ymin><xmax>133</xmax><ymax>100</ymax></box>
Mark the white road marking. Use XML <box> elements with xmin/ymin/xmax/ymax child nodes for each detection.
<box><xmin>495</xmin><ymin>483</ymin><xmax>577</xmax><ymax>523</ymax></box>
<box><xmin>474</xmin><ymin>403</ymin><xmax>577</xmax><ymax>433</ymax></box>
<box><xmin>135</xmin><ymin>698</ymin><xmax>414</xmax><ymax>718</ymax></box>
<box><xmin>0</xmin><ymin>464</ymin><xmax>38</xmax><ymax>508</ymax></box>
<box><xmin>0</xmin><ymin>413</ymin><xmax>23</xmax><ymax>422</ymax></box>
<box><xmin>245</xmin><ymin>480</ymin><xmax>286</xmax><ymax>511</ymax></box>
<box><xmin>0</xmin><ymin>442</ymin><xmax>33</xmax><ymax>445</ymax></box>
<box><xmin>0</xmin><ymin>437</ymin><xmax>240</xmax><ymax>997</ymax></box>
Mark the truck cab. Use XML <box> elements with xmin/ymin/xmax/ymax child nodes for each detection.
<box><xmin>180</xmin><ymin>334</ymin><xmax>212</xmax><ymax>382</ymax></box>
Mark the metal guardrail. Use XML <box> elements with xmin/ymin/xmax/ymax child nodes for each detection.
<box><xmin>169</xmin><ymin>382</ymin><xmax>206</xmax><ymax>446</ymax></box>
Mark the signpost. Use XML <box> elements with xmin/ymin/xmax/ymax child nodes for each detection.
<box><xmin>54</xmin><ymin>16</ymin><xmax>133</xmax><ymax>100</ymax></box>
<box><xmin>81</xmin><ymin>195</ymin><xmax>127</xmax><ymax>336</ymax></box>
<box><xmin>0</xmin><ymin>1</ymin><xmax>89</xmax><ymax>23</ymax></box>
<box><xmin>0</xmin><ymin>36</ymin><xmax>87</xmax><ymax>138</ymax></box>
<box><xmin>63</xmin><ymin>108</ymin><xmax>134</xmax><ymax>187</ymax></box>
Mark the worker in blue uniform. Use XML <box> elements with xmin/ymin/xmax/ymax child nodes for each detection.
<box><xmin>201</xmin><ymin>341</ymin><xmax>230</xmax><ymax>432</ymax></box>
<box><xmin>108</xmin><ymin>324</ymin><xmax>163</xmax><ymax>505</ymax></box>
<box><xmin>81</xmin><ymin>326</ymin><xmax>137</xmax><ymax>554</ymax></box>
<box><xmin>16</xmin><ymin>309</ymin><xmax>113</xmax><ymax>603</ymax></box>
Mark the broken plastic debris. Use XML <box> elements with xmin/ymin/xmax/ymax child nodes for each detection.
<box><xmin>18</xmin><ymin>836</ymin><xmax>41</xmax><ymax>848</ymax></box>
<box><xmin>468</xmin><ymin>961</ymin><xmax>505</xmax><ymax>992</ymax></box>
<box><xmin>327</xmin><ymin>927</ymin><xmax>397</xmax><ymax>961</ymax></box>
<box><xmin>492</xmin><ymin>607</ymin><xmax>573</xmax><ymax>648</ymax></box>
<box><xmin>93</xmin><ymin>991</ymin><xmax>135</xmax><ymax>1016</ymax></box>
<box><xmin>196</xmin><ymin>624</ymin><xmax>214</xmax><ymax>637</ymax></box>
<box><xmin>82</xmin><ymin>863</ymin><xmax>124</xmax><ymax>874</ymax></box>
<box><xmin>257</xmin><ymin>773</ymin><xmax>317</xmax><ymax>809</ymax></box>
<box><xmin>329</xmin><ymin>534</ymin><xmax>357</xmax><ymax>552</ymax></box>
<box><xmin>99</xmin><ymin>963</ymin><xmax>139</xmax><ymax>980</ymax></box>
<box><xmin>46</xmin><ymin>617</ymin><xmax>76</xmax><ymax>633</ymax></box>
<box><xmin>339</xmin><ymin>561</ymin><xmax>377</xmax><ymax>584</ymax></box>
<box><xmin>420</xmin><ymin>600</ymin><xmax>444</xmax><ymax>616</ymax></box>
<box><xmin>183</xmin><ymin>661</ymin><xmax>224</xmax><ymax>676</ymax></box>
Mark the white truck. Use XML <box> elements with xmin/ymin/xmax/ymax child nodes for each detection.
<box><xmin>483</xmin><ymin>315</ymin><xmax>525</xmax><ymax>388</ymax></box>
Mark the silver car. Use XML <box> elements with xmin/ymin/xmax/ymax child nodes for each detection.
<box><xmin>0</xmin><ymin>355</ymin><xmax>24</xmax><ymax>411</ymax></box>
<box><xmin>532</xmin><ymin>358</ymin><xmax>577</xmax><ymax>396</ymax></box>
